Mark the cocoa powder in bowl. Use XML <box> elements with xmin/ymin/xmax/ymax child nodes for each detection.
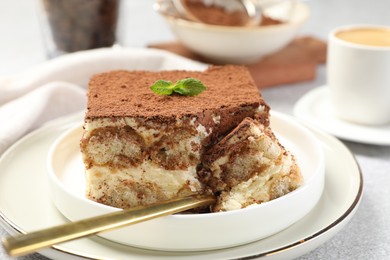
<box><xmin>182</xmin><ymin>0</ymin><xmax>282</xmax><ymax>26</ymax></box>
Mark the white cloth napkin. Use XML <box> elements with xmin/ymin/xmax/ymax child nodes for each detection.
<box><xmin>0</xmin><ymin>82</ymin><xmax>86</xmax><ymax>154</ymax></box>
<box><xmin>0</xmin><ymin>47</ymin><xmax>207</xmax><ymax>154</ymax></box>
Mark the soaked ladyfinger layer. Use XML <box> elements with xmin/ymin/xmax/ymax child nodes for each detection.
<box><xmin>80</xmin><ymin>65</ymin><xmax>270</xmax><ymax>210</ymax></box>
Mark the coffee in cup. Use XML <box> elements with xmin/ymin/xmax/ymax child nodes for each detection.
<box><xmin>335</xmin><ymin>28</ymin><xmax>390</xmax><ymax>47</ymax></box>
<box><xmin>327</xmin><ymin>25</ymin><xmax>390</xmax><ymax>125</ymax></box>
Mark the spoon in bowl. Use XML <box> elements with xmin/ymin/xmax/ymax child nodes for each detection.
<box><xmin>173</xmin><ymin>0</ymin><xmax>262</xmax><ymax>26</ymax></box>
<box><xmin>155</xmin><ymin>0</ymin><xmax>294</xmax><ymax>26</ymax></box>
<box><xmin>155</xmin><ymin>0</ymin><xmax>262</xmax><ymax>26</ymax></box>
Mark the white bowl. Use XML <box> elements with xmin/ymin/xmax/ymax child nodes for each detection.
<box><xmin>160</xmin><ymin>1</ymin><xmax>309</xmax><ymax>64</ymax></box>
<box><xmin>47</xmin><ymin>111</ymin><xmax>324</xmax><ymax>252</ymax></box>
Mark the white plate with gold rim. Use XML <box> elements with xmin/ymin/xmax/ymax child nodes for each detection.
<box><xmin>0</xmin><ymin>111</ymin><xmax>362</xmax><ymax>260</ymax></box>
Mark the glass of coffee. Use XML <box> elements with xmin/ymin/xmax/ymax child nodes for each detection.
<box><xmin>36</xmin><ymin>0</ymin><xmax>120</xmax><ymax>58</ymax></box>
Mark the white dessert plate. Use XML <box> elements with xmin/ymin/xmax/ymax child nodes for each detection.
<box><xmin>294</xmin><ymin>86</ymin><xmax>390</xmax><ymax>146</ymax></box>
<box><xmin>46</xmin><ymin>111</ymin><xmax>324</xmax><ymax>251</ymax></box>
<box><xmin>0</xmin><ymin>111</ymin><xmax>362</xmax><ymax>260</ymax></box>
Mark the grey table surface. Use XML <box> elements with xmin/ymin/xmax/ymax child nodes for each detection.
<box><xmin>0</xmin><ymin>0</ymin><xmax>389</xmax><ymax>259</ymax></box>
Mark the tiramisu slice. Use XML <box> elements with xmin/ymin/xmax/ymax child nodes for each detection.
<box><xmin>80</xmin><ymin>65</ymin><xmax>270</xmax><ymax>209</ymax></box>
<box><xmin>199</xmin><ymin>118</ymin><xmax>302</xmax><ymax>212</ymax></box>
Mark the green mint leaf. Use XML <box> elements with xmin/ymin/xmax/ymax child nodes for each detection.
<box><xmin>173</xmin><ymin>78</ymin><xmax>206</xmax><ymax>96</ymax></box>
<box><xmin>150</xmin><ymin>78</ymin><xmax>207</xmax><ymax>96</ymax></box>
<box><xmin>150</xmin><ymin>80</ymin><xmax>175</xmax><ymax>95</ymax></box>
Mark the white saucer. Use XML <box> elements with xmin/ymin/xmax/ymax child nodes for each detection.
<box><xmin>0</xmin><ymin>112</ymin><xmax>362</xmax><ymax>260</ymax></box>
<box><xmin>294</xmin><ymin>86</ymin><xmax>390</xmax><ymax>146</ymax></box>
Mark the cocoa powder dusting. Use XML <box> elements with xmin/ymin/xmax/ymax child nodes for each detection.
<box><xmin>86</xmin><ymin>65</ymin><xmax>269</xmax><ymax>121</ymax></box>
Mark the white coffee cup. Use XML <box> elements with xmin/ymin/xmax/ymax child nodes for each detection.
<box><xmin>327</xmin><ymin>24</ymin><xmax>390</xmax><ymax>125</ymax></box>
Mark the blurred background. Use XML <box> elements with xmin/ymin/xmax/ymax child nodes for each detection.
<box><xmin>1</xmin><ymin>0</ymin><xmax>390</xmax><ymax>74</ymax></box>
